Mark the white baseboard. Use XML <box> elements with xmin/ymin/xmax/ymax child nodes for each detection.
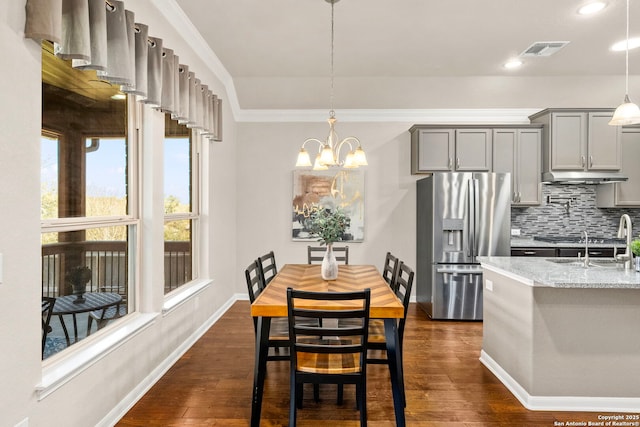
<box><xmin>479</xmin><ymin>350</ymin><xmax>640</xmax><ymax>413</ymax></box>
<box><xmin>98</xmin><ymin>294</ymin><xmax>242</xmax><ymax>427</ymax></box>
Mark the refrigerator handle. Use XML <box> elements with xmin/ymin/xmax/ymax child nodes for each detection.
<box><xmin>467</xmin><ymin>179</ymin><xmax>475</xmax><ymax>259</ymax></box>
<box><xmin>473</xmin><ymin>178</ymin><xmax>480</xmax><ymax>258</ymax></box>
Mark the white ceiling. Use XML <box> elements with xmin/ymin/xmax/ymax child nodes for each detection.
<box><xmin>174</xmin><ymin>0</ymin><xmax>640</xmax><ymax>112</ymax></box>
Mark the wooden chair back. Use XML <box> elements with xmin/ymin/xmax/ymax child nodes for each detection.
<box><xmin>257</xmin><ymin>251</ymin><xmax>278</xmax><ymax>285</ymax></box>
<box><xmin>382</xmin><ymin>252</ymin><xmax>399</xmax><ymax>291</ymax></box>
<box><xmin>307</xmin><ymin>245</ymin><xmax>349</xmax><ymax>264</ymax></box>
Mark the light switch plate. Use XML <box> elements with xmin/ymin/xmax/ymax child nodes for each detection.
<box><xmin>485</xmin><ymin>279</ymin><xmax>493</xmax><ymax>291</ymax></box>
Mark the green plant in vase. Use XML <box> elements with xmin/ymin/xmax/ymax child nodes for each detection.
<box><xmin>306</xmin><ymin>207</ymin><xmax>350</xmax><ymax>280</ymax></box>
<box><xmin>306</xmin><ymin>207</ymin><xmax>350</xmax><ymax>245</ymax></box>
<box><xmin>67</xmin><ymin>265</ymin><xmax>92</xmax><ymax>303</ymax></box>
<box><xmin>631</xmin><ymin>239</ymin><xmax>640</xmax><ymax>257</ymax></box>
<box><xmin>631</xmin><ymin>238</ymin><xmax>640</xmax><ymax>272</ymax></box>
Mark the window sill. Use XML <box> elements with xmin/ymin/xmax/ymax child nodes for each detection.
<box><xmin>162</xmin><ymin>279</ymin><xmax>212</xmax><ymax>315</ymax></box>
<box><xmin>37</xmin><ymin>312</ymin><xmax>158</xmax><ymax>400</ymax></box>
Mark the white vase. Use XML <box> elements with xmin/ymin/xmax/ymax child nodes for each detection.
<box><xmin>321</xmin><ymin>243</ymin><xmax>339</xmax><ymax>280</ymax></box>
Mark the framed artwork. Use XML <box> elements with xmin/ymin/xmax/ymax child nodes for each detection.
<box><xmin>292</xmin><ymin>169</ymin><xmax>364</xmax><ymax>242</ymax></box>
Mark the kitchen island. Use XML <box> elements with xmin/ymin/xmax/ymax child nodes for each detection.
<box><xmin>478</xmin><ymin>256</ymin><xmax>640</xmax><ymax>413</ymax></box>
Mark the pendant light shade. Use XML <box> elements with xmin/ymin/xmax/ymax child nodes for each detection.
<box><xmin>610</xmin><ymin>95</ymin><xmax>640</xmax><ymax>125</ymax></box>
<box><xmin>610</xmin><ymin>0</ymin><xmax>640</xmax><ymax>126</ymax></box>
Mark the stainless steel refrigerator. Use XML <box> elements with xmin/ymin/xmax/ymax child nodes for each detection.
<box><xmin>416</xmin><ymin>172</ymin><xmax>511</xmax><ymax>320</ymax></box>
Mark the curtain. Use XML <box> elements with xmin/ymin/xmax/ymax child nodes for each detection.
<box><xmin>24</xmin><ymin>0</ymin><xmax>221</xmax><ymax>140</ymax></box>
<box><xmin>72</xmin><ymin>0</ymin><xmax>107</xmax><ymax>71</ymax></box>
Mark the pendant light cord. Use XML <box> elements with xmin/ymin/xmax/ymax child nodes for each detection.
<box><xmin>625</xmin><ymin>0</ymin><xmax>630</xmax><ymax>97</ymax></box>
<box><xmin>329</xmin><ymin>0</ymin><xmax>335</xmax><ymax>119</ymax></box>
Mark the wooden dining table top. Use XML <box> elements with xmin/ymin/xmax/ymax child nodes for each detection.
<box><xmin>250</xmin><ymin>264</ymin><xmax>404</xmax><ymax>318</ymax></box>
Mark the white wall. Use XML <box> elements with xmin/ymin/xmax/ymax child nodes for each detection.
<box><xmin>0</xmin><ymin>2</ymin><xmax>238</xmax><ymax>426</ymax></box>
<box><xmin>235</xmin><ymin>121</ymin><xmax>421</xmax><ymax>282</ymax></box>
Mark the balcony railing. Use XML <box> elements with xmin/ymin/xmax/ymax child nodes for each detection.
<box><xmin>42</xmin><ymin>241</ymin><xmax>191</xmax><ymax>298</ymax></box>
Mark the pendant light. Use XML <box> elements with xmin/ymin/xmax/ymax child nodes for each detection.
<box><xmin>295</xmin><ymin>0</ymin><xmax>367</xmax><ymax>170</ymax></box>
<box><xmin>609</xmin><ymin>0</ymin><xmax>640</xmax><ymax>125</ymax></box>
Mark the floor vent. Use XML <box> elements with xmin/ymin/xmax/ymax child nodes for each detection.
<box><xmin>520</xmin><ymin>41</ymin><xmax>570</xmax><ymax>57</ymax></box>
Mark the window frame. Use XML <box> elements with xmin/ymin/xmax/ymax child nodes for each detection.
<box><xmin>162</xmin><ymin>119</ymin><xmax>201</xmax><ymax>294</ymax></box>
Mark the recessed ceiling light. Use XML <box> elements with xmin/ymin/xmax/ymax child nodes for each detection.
<box><xmin>504</xmin><ymin>60</ymin><xmax>523</xmax><ymax>70</ymax></box>
<box><xmin>611</xmin><ymin>37</ymin><xmax>640</xmax><ymax>51</ymax></box>
<box><xmin>577</xmin><ymin>2</ymin><xmax>607</xmax><ymax>15</ymax></box>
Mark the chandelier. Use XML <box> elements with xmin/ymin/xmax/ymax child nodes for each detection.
<box><xmin>295</xmin><ymin>0</ymin><xmax>367</xmax><ymax>170</ymax></box>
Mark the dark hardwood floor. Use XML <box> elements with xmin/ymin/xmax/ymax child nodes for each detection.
<box><xmin>117</xmin><ymin>301</ymin><xmax>619</xmax><ymax>426</ymax></box>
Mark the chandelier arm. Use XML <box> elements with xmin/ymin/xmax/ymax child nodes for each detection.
<box><xmin>339</xmin><ymin>136</ymin><xmax>362</xmax><ymax>147</ymax></box>
<box><xmin>334</xmin><ymin>138</ymin><xmax>355</xmax><ymax>164</ymax></box>
<box><xmin>302</xmin><ymin>138</ymin><xmax>326</xmax><ymax>152</ymax></box>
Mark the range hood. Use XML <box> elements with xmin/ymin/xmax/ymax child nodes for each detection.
<box><xmin>542</xmin><ymin>171</ymin><xmax>628</xmax><ymax>184</ymax></box>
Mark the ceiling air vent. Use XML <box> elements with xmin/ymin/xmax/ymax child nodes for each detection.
<box><xmin>520</xmin><ymin>41</ymin><xmax>570</xmax><ymax>57</ymax></box>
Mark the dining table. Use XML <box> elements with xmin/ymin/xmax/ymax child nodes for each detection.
<box><xmin>51</xmin><ymin>292</ymin><xmax>123</xmax><ymax>345</ymax></box>
<box><xmin>250</xmin><ymin>264</ymin><xmax>406</xmax><ymax>426</ymax></box>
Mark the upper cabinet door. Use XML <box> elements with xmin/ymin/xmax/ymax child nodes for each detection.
<box><xmin>551</xmin><ymin>112</ymin><xmax>586</xmax><ymax>170</ymax></box>
<box><xmin>492</xmin><ymin>129</ymin><xmax>516</xmax><ymax>202</ymax></box>
<box><xmin>412</xmin><ymin>129</ymin><xmax>454</xmax><ymax>173</ymax></box>
<box><xmin>587</xmin><ymin>112</ymin><xmax>621</xmax><ymax>170</ymax></box>
<box><xmin>492</xmin><ymin>128</ymin><xmax>541</xmax><ymax>206</ymax></box>
<box><xmin>455</xmin><ymin>129</ymin><xmax>492</xmax><ymax>171</ymax></box>
<box><xmin>516</xmin><ymin>128</ymin><xmax>542</xmax><ymax>206</ymax></box>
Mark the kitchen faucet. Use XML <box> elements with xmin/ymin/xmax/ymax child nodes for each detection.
<box><xmin>582</xmin><ymin>230</ymin><xmax>590</xmax><ymax>268</ymax></box>
<box><xmin>615</xmin><ymin>214</ymin><xmax>633</xmax><ymax>269</ymax></box>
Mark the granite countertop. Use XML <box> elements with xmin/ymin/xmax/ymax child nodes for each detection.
<box><xmin>478</xmin><ymin>256</ymin><xmax>640</xmax><ymax>289</ymax></box>
<box><xmin>511</xmin><ymin>237</ymin><xmax>626</xmax><ymax>248</ymax></box>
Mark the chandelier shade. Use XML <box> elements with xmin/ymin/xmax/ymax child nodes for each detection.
<box><xmin>294</xmin><ymin>0</ymin><xmax>367</xmax><ymax>170</ymax></box>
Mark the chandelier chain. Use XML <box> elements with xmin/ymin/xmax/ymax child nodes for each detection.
<box><xmin>329</xmin><ymin>0</ymin><xmax>335</xmax><ymax>118</ymax></box>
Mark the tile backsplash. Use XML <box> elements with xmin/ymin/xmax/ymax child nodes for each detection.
<box><xmin>511</xmin><ymin>185</ymin><xmax>640</xmax><ymax>238</ymax></box>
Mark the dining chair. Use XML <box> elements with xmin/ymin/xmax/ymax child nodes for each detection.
<box><xmin>42</xmin><ymin>297</ymin><xmax>56</xmax><ymax>357</ymax></box>
<box><xmin>307</xmin><ymin>245</ymin><xmax>349</xmax><ymax>264</ymax></box>
<box><xmin>286</xmin><ymin>287</ymin><xmax>371</xmax><ymax>427</ymax></box>
<box><xmin>245</xmin><ymin>259</ymin><xmax>289</xmax><ymax>361</ymax></box>
<box><xmin>257</xmin><ymin>250</ymin><xmax>278</xmax><ymax>285</ymax></box>
<box><xmin>382</xmin><ymin>252</ymin><xmax>399</xmax><ymax>291</ymax></box>
<box><xmin>87</xmin><ymin>284</ymin><xmax>127</xmax><ymax>334</ymax></box>
<box><xmin>337</xmin><ymin>261</ymin><xmax>414</xmax><ymax>406</ymax></box>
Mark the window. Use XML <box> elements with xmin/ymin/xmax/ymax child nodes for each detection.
<box><xmin>163</xmin><ymin>115</ymin><xmax>198</xmax><ymax>293</ymax></box>
<box><xmin>40</xmin><ymin>42</ymin><xmax>137</xmax><ymax>359</ymax></box>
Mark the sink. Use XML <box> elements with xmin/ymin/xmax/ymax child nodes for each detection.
<box><xmin>546</xmin><ymin>258</ymin><xmax>621</xmax><ymax>268</ymax></box>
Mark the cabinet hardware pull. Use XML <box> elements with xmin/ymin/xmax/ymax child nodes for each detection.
<box><xmin>589</xmin><ymin>155</ymin><xmax>593</xmax><ymax>167</ymax></box>
<box><xmin>581</xmin><ymin>155</ymin><xmax>585</xmax><ymax>167</ymax></box>
<box><xmin>517</xmin><ymin>192</ymin><xmax>522</xmax><ymax>203</ymax></box>
<box><xmin>448</xmin><ymin>157</ymin><xmax>452</xmax><ymax>169</ymax></box>
<box><xmin>523</xmin><ymin>251</ymin><xmax>536</xmax><ymax>255</ymax></box>
<box><xmin>456</xmin><ymin>157</ymin><xmax>460</xmax><ymax>169</ymax></box>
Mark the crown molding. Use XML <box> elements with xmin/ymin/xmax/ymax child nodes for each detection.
<box><xmin>236</xmin><ymin>108</ymin><xmax>542</xmax><ymax>124</ymax></box>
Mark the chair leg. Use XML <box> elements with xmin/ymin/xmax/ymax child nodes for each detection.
<box><xmin>358</xmin><ymin>382</ymin><xmax>367</xmax><ymax>427</ymax></box>
<box><xmin>313</xmin><ymin>383</ymin><xmax>320</xmax><ymax>402</ymax></box>
<box><xmin>296</xmin><ymin>383</ymin><xmax>304</xmax><ymax>409</ymax></box>
<box><xmin>337</xmin><ymin>384</ymin><xmax>344</xmax><ymax>404</ymax></box>
<box><xmin>290</xmin><ymin>375</ymin><xmax>298</xmax><ymax>426</ymax></box>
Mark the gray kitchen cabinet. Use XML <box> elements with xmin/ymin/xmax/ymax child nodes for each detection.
<box><xmin>596</xmin><ymin>127</ymin><xmax>640</xmax><ymax>207</ymax></box>
<box><xmin>492</xmin><ymin>127</ymin><xmax>542</xmax><ymax>205</ymax></box>
<box><xmin>410</xmin><ymin>126</ymin><xmax>492</xmax><ymax>173</ymax></box>
<box><xmin>530</xmin><ymin>109</ymin><xmax>621</xmax><ymax>173</ymax></box>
